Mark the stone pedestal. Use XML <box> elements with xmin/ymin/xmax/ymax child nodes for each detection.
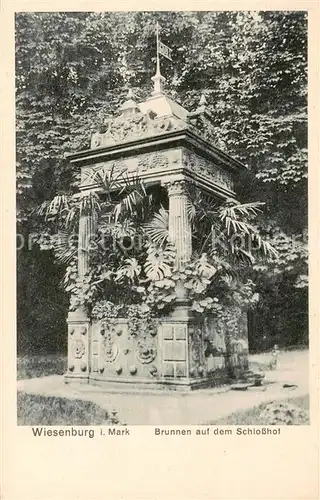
<box><xmin>65</xmin><ymin>314</ymin><xmax>210</xmax><ymax>391</ymax></box>
<box><xmin>65</xmin><ymin>308</ymin><xmax>91</xmax><ymax>383</ymax></box>
<box><xmin>160</xmin><ymin>307</ymin><xmax>208</xmax><ymax>389</ymax></box>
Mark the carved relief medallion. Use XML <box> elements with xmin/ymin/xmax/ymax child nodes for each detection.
<box><xmin>71</xmin><ymin>338</ymin><xmax>85</xmax><ymax>359</ymax></box>
<box><xmin>102</xmin><ymin>331</ymin><xmax>119</xmax><ymax>363</ymax></box>
<box><xmin>136</xmin><ymin>336</ymin><xmax>157</xmax><ymax>364</ymax></box>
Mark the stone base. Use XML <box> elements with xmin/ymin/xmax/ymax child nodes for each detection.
<box><xmin>64</xmin><ymin>373</ymin><xmax>90</xmax><ymax>384</ymax></box>
<box><xmin>64</xmin><ymin>373</ymin><xmax>213</xmax><ymax>392</ymax></box>
<box><xmin>65</xmin><ymin>307</ymin><xmax>249</xmax><ymax>392</ymax></box>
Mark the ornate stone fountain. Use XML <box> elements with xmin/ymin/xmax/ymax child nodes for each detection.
<box><xmin>64</xmin><ymin>64</ymin><xmax>249</xmax><ymax>391</ymax></box>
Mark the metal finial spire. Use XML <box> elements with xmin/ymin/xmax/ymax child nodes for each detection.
<box><xmin>195</xmin><ymin>92</ymin><xmax>209</xmax><ymax>114</ymax></box>
<box><xmin>120</xmin><ymin>87</ymin><xmax>139</xmax><ymax>115</ymax></box>
<box><xmin>151</xmin><ymin>22</ymin><xmax>166</xmax><ymax>96</ymax></box>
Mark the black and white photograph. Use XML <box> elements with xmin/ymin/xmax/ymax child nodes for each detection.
<box><xmin>15</xmin><ymin>10</ymin><xmax>309</xmax><ymax>427</ymax></box>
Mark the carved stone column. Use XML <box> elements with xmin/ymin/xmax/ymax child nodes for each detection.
<box><xmin>65</xmin><ymin>210</ymin><xmax>95</xmax><ymax>384</ymax></box>
<box><xmin>165</xmin><ymin>179</ymin><xmax>192</xmax><ymax>269</ymax></box>
<box><xmin>78</xmin><ymin>213</ymin><xmax>95</xmax><ymax>280</ymax></box>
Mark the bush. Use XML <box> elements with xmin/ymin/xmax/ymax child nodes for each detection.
<box><xmin>259</xmin><ymin>400</ymin><xmax>309</xmax><ymax>425</ymax></box>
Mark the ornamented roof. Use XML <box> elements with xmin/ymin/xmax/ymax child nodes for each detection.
<box><xmin>90</xmin><ymin>87</ymin><xmax>190</xmax><ymax>149</ymax></box>
<box><xmin>67</xmin><ymin>54</ymin><xmax>246</xmax><ymax>175</ymax></box>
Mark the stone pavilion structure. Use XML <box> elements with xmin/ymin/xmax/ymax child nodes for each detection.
<box><xmin>64</xmin><ymin>61</ymin><xmax>249</xmax><ymax>391</ymax></box>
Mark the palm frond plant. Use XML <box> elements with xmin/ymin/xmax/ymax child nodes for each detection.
<box><xmin>177</xmin><ymin>193</ymin><xmax>279</xmax><ymax>316</ymax></box>
<box><xmin>78</xmin><ymin>190</ymin><xmax>101</xmax><ymax>218</ymax></box>
<box><xmin>34</xmin><ymin>160</ymin><xmax>278</xmax><ymax>326</ymax></box>
<box><xmin>34</xmin><ymin>168</ymin><xmax>155</xmax><ymax>310</ymax></box>
<box><xmin>187</xmin><ymin>193</ymin><xmax>278</xmax><ymax>265</ymax></box>
<box><xmin>108</xmin><ymin>220</ymin><xmax>137</xmax><ymax>239</ymax></box>
<box><xmin>114</xmin><ymin>171</ymin><xmax>152</xmax><ymax>223</ymax></box>
<box><xmin>185</xmin><ymin>188</ymin><xmax>218</xmax><ymax>255</ymax></box>
<box><xmin>53</xmin><ymin>230</ymin><xmax>78</xmax><ymax>264</ymax></box>
<box><xmin>85</xmin><ymin>163</ymin><xmax>125</xmax><ymax>200</ymax></box>
<box><xmin>143</xmin><ymin>207</ymin><xmax>169</xmax><ymax>246</ymax></box>
<box><xmin>34</xmin><ymin>194</ymin><xmax>72</xmax><ymax>229</ymax></box>
<box><xmin>217</xmin><ymin>199</ymin><xmax>278</xmax><ymax>261</ymax></box>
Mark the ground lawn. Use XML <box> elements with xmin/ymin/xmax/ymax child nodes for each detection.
<box><xmin>17</xmin><ymin>354</ymin><xmax>67</xmax><ymax>380</ymax></box>
<box><xmin>17</xmin><ymin>392</ymin><xmax>111</xmax><ymax>426</ymax></box>
<box><xmin>209</xmin><ymin>395</ymin><xmax>309</xmax><ymax>425</ymax></box>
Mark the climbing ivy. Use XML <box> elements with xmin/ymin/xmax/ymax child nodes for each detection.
<box><xmin>16</xmin><ymin>11</ymin><xmax>308</xmax><ymax>351</ymax></box>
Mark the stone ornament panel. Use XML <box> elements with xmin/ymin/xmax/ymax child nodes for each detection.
<box><xmin>161</xmin><ymin>323</ymin><xmax>188</xmax><ymax>379</ymax></box>
<box><xmin>90</xmin><ymin>111</ymin><xmax>186</xmax><ymax>149</ymax></box>
<box><xmin>93</xmin><ymin>320</ymin><xmax>159</xmax><ymax>379</ymax></box>
<box><xmin>81</xmin><ymin>148</ymin><xmax>234</xmax><ymax>196</ymax></box>
<box><xmin>189</xmin><ymin>324</ymin><xmax>207</xmax><ymax>378</ymax></box>
<box><xmin>81</xmin><ymin>149</ymin><xmax>181</xmax><ymax>188</ymax></box>
<box><xmin>71</xmin><ymin>338</ymin><xmax>86</xmax><ymax>359</ymax></box>
<box><xmin>182</xmin><ymin>149</ymin><xmax>234</xmax><ymax>192</ymax></box>
<box><xmin>67</xmin><ymin>322</ymin><xmax>89</xmax><ymax>375</ymax></box>
<box><xmin>188</xmin><ymin>114</ymin><xmax>226</xmax><ymax>150</ymax></box>
<box><xmin>138</xmin><ymin>152</ymin><xmax>169</xmax><ymax>172</ymax></box>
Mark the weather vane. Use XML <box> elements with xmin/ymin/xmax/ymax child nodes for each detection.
<box><xmin>151</xmin><ymin>22</ymin><xmax>173</xmax><ymax>95</ymax></box>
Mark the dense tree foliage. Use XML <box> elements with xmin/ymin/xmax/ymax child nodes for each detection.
<box><xmin>16</xmin><ymin>11</ymin><xmax>308</xmax><ymax>353</ymax></box>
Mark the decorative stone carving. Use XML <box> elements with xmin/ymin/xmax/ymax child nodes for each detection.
<box><xmin>101</xmin><ymin>330</ymin><xmax>119</xmax><ymax>363</ymax></box>
<box><xmin>163</xmin><ymin>340</ymin><xmax>186</xmax><ymax>362</ymax></box>
<box><xmin>189</xmin><ymin>327</ymin><xmax>203</xmax><ymax>375</ymax></box>
<box><xmin>182</xmin><ymin>149</ymin><xmax>234</xmax><ymax>192</ymax></box>
<box><xmin>175</xmin><ymin>363</ymin><xmax>187</xmax><ymax>377</ymax></box>
<box><xmin>138</xmin><ymin>152</ymin><xmax>169</xmax><ymax>172</ymax></box>
<box><xmin>198</xmin><ymin>366</ymin><xmax>205</xmax><ymax>376</ymax></box>
<box><xmin>136</xmin><ymin>335</ymin><xmax>157</xmax><ymax>364</ymax></box>
<box><xmin>149</xmin><ymin>365</ymin><xmax>158</xmax><ymax>376</ymax></box>
<box><xmin>187</xmin><ymin>110</ymin><xmax>226</xmax><ymax>149</ymax></box>
<box><xmin>71</xmin><ymin>339</ymin><xmax>85</xmax><ymax>359</ymax></box>
<box><xmin>81</xmin><ymin>160</ymin><xmax>129</xmax><ymax>186</ymax></box>
<box><xmin>115</xmin><ymin>364</ymin><xmax>123</xmax><ymax>375</ymax></box>
<box><xmin>81</xmin><ymin>151</ymin><xmax>177</xmax><ymax>188</ymax></box>
<box><xmin>163</xmin><ymin>363</ymin><xmax>174</xmax><ymax>377</ymax></box>
<box><xmin>91</xmin><ymin>133</ymin><xmax>102</xmax><ymax>148</ymax></box>
<box><xmin>165</xmin><ymin>179</ymin><xmax>189</xmax><ymax>197</ymax></box>
<box><xmin>90</xmin><ymin>110</ymin><xmax>186</xmax><ymax>149</ymax></box>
